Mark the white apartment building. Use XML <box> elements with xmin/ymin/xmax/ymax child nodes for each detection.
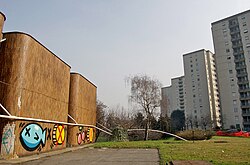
<box><xmin>161</xmin><ymin>76</ymin><xmax>185</xmax><ymax>118</ymax></box>
<box><xmin>212</xmin><ymin>10</ymin><xmax>250</xmax><ymax>130</ymax></box>
<box><xmin>183</xmin><ymin>49</ymin><xmax>221</xmax><ymax>129</ymax></box>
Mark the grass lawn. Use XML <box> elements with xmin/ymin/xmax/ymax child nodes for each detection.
<box><xmin>93</xmin><ymin>136</ymin><xmax>250</xmax><ymax>165</ymax></box>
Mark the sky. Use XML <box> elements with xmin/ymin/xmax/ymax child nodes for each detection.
<box><xmin>1</xmin><ymin>0</ymin><xmax>250</xmax><ymax>111</ymax></box>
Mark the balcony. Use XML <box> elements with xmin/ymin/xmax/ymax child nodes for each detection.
<box><xmin>240</xmin><ymin>96</ymin><xmax>250</xmax><ymax>100</ymax></box>
<box><xmin>235</xmin><ymin>65</ymin><xmax>246</xmax><ymax>70</ymax></box>
<box><xmin>231</xmin><ymin>36</ymin><xmax>242</xmax><ymax>41</ymax></box>
<box><xmin>243</xmin><ymin>121</ymin><xmax>250</xmax><ymax>125</ymax></box>
<box><xmin>237</xmin><ymin>80</ymin><xmax>249</xmax><ymax>85</ymax></box>
<box><xmin>242</xmin><ymin>112</ymin><xmax>250</xmax><ymax>117</ymax></box>
<box><xmin>234</xmin><ymin>58</ymin><xmax>245</xmax><ymax>63</ymax></box>
<box><xmin>236</xmin><ymin>72</ymin><xmax>248</xmax><ymax>78</ymax></box>
<box><xmin>229</xmin><ymin>21</ymin><xmax>239</xmax><ymax>28</ymax></box>
<box><xmin>232</xmin><ymin>43</ymin><xmax>243</xmax><ymax>49</ymax></box>
<box><xmin>241</xmin><ymin>104</ymin><xmax>250</xmax><ymax>108</ymax></box>
<box><xmin>239</xmin><ymin>87</ymin><xmax>250</xmax><ymax>92</ymax></box>
<box><xmin>233</xmin><ymin>50</ymin><xmax>244</xmax><ymax>56</ymax></box>
<box><xmin>230</xmin><ymin>29</ymin><xmax>240</xmax><ymax>35</ymax></box>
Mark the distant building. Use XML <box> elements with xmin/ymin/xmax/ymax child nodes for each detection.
<box><xmin>161</xmin><ymin>76</ymin><xmax>185</xmax><ymax>118</ymax></box>
<box><xmin>183</xmin><ymin>49</ymin><xmax>221</xmax><ymax>129</ymax></box>
<box><xmin>212</xmin><ymin>10</ymin><xmax>250</xmax><ymax>130</ymax></box>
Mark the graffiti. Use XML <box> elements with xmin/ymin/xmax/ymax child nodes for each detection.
<box><xmin>77</xmin><ymin>126</ymin><xmax>85</xmax><ymax>145</ymax></box>
<box><xmin>1</xmin><ymin>123</ymin><xmax>15</xmax><ymax>155</ymax></box>
<box><xmin>47</xmin><ymin>128</ymin><xmax>52</xmax><ymax>140</ymax></box>
<box><xmin>87</xmin><ymin>128</ymin><xmax>94</xmax><ymax>143</ymax></box>
<box><xmin>20</xmin><ymin>123</ymin><xmax>47</xmax><ymax>151</ymax></box>
<box><xmin>52</xmin><ymin>124</ymin><xmax>65</xmax><ymax>145</ymax></box>
<box><xmin>19</xmin><ymin>122</ymin><xmax>25</xmax><ymax>128</ymax></box>
<box><xmin>77</xmin><ymin>127</ymin><xmax>94</xmax><ymax>145</ymax></box>
<box><xmin>77</xmin><ymin>131</ymin><xmax>85</xmax><ymax>145</ymax></box>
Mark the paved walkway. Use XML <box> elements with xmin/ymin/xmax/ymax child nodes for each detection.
<box><xmin>0</xmin><ymin>147</ymin><xmax>160</xmax><ymax>165</ymax></box>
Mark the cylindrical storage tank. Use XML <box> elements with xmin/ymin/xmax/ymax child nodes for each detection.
<box><xmin>0</xmin><ymin>12</ymin><xmax>6</xmax><ymax>40</ymax></box>
<box><xmin>0</xmin><ymin>32</ymin><xmax>71</xmax><ymax>157</ymax></box>
<box><xmin>67</xmin><ymin>73</ymin><xmax>97</xmax><ymax>146</ymax></box>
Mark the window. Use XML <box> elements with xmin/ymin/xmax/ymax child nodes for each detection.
<box><xmin>243</xmin><ymin>22</ymin><xmax>247</xmax><ymax>26</ymax></box>
<box><xmin>227</xmin><ymin>56</ymin><xmax>231</xmax><ymax>60</ymax></box>
<box><xmin>244</xmin><ymin>29</ymin><xmax>248</xmax><ymax>33</ymax></box>
<box><xmin>233</xmin><ymin>100</ymin><xmax>237</xmax><ymax>105</ymax></box>
<box><xmin>234</xmin><ymin>108</ymin><xmax>238</xmax><ymax>112</ymax></box>
<box><xmin>226</xmin><ymin>49</ymin><xmax>230</xmax><ymax>53</ymax></box>
<box><xmin>229</xmin><ymin>70</ymin><xmax>233</xmax><ymax>74</ymax></box>
<box><xmin>245</xmin><ymin>36</ymin><xmax>249</xmax><ymax>40</ymax></box>
<box><xmin>235</xmin><ymin>116</ymin><xmax>239</xmax><ymax>121</ymax></box>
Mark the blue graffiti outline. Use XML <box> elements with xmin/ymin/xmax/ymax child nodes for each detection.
<box><xmin>19</xmin><ymin>123</ymin><xmax>47</xmax><ymax>152</ymax></box>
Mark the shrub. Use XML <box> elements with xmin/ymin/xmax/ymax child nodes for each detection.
<box><xmin>128</xmin><ymin>130</ymin><xmax>163</xmax><ymax>141</ymax></box>
<box><xmin>176</xmin><ymin>130</ymin><xmax>215</xmax><ymax>140</ymax></box>
<box><xmin>111</xmin><ymin>127</ymin><xmax>129</xmax><ymax>142</ymax></box>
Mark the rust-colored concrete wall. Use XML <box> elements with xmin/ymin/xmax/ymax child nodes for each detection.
<box><xmin>0</xmin><ymin>12</ymin><xmax>5</xmax><ymax>40</ymax></box>
<box><xmin>67</xmin><ymin>73</ymin><xmax>97</xmax><ymax>146</ymax></box>
<box><xmin>0</xmin><ymin>32</ymin><xmax>71</xmax><ymax>157</ymax></box>
<box><xmin>0</xmin><ymin>11</ymin><xmax>6</xmax><ymax>156</ymax></box>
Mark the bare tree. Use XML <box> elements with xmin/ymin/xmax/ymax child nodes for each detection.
<box><xmin>96</xmin><ymin>100</ymin><xmax>107</xmax><ymax>125</ymax></box>
<box><xmin>126</xmin><ymin>74</ymin><xmax>162</xmax><ymax>140</ymax></box>
<box><xmin>96</xmin><ymin>100</ymin><xmax>107</xmax><ymax>140</ymax></box>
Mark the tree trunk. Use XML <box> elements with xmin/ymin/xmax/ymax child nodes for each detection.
<box><xmin>95</xmin><ymin>129</ymin><xmax>100</xmax><ymax>142</ymax></box>
<box><xmin>144</xmin><ymin>115</ymin><xmax>150</xmax><ymax>140</ymax></box>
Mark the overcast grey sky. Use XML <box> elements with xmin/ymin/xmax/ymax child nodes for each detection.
<box><xmin>1</xmin><ymin>1</ymin><xmax>250</xmax><ymax>110</ymax></box>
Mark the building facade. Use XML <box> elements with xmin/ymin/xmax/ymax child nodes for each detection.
<box><xmin>161</xmin><ymin>76</ymin><xmax>185</xmax><ymax>118</ymax></box>
<box><xmin>183</xmin><ymin>49</ymin><xmax>221</xmax><ymax>129</ymax></box>
<box><xmin>0</xmin><ymin>12</ymin><xmax>97</xmax><ymax>158</ymax></box>
<box><xmin>212</xmin><ymin>10</ymin><xmax>250</xmax><ymax>130</ymax></box>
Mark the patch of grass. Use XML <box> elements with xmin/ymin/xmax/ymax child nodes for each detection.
<box><xmin>92</xmin><ymin>136</ymin><xmax>250</xmax><ymax>165</ymax></box>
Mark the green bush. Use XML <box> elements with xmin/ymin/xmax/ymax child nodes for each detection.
<box><xmin>111</xmin><ymin>127</ymin><xmax>128</xmax><ymax>142</ymax></box>
<box><xmin>176</xmin><ymin>130</ymin><xmax>215</xmax><ymax>140</ymax></box>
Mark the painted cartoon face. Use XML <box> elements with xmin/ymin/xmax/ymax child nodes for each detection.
<box><xmin>20</xmin><ymin>123</ymin><xmax>47</xmax><ymax>151</ymax></box>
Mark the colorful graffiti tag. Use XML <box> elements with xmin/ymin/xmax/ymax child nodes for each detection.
<box><xmin>1</xmin><ymin>123</ymin><xmax>15</xmax><ymax>155</ymax></box>
<box><xmin>87</xmin><ymin>128</ymin><xmax>94</xmax><ymax>142</ymax></box>
<box><xmin>19</xmin><ymin>123</ymin><xmax>66</xmax><ymax>152</ymax></box>
<box><xmin>77</xmin><ymin>126</ymin><xmax>85</xmax><ymax>145</ymax></box>
<box><xmin>52</xmin><ymin>124</ymin><xmax>65</xmax><ymax>145</ymax></box>
<box><xmin>19</xmin><ymin>123</ymin><xmax>47</xmax><ymax>151</ymax></box>
<box><xmin>77</xmin><ymin>127</ymin><xmax>94</xmax><ymax>145</ymax></box>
